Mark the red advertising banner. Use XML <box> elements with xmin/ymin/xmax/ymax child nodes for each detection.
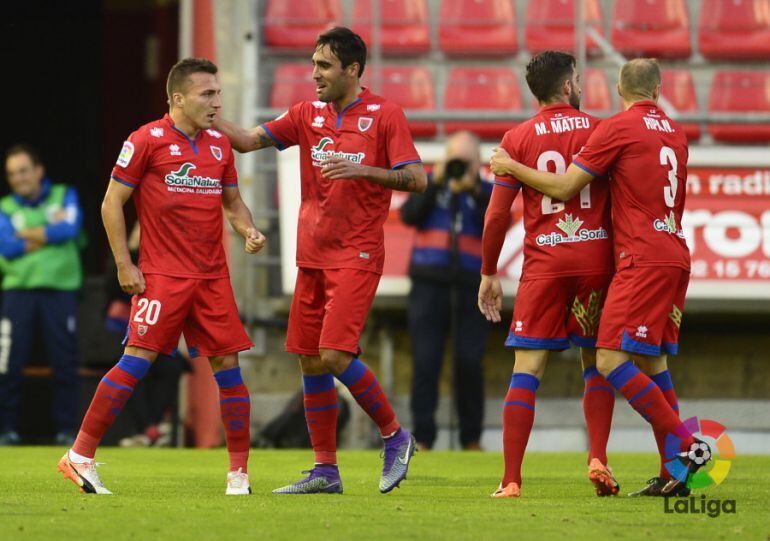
<box><xmin>382</xmin><ymin>167</ymin><xmax>770</xmax><ymax>298</ymax></box>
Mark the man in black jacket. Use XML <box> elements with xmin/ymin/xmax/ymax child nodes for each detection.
<box><xmin>400</xmin><ymin>131</ymin><xmax>492</xmax><ymax>450</ymax></box>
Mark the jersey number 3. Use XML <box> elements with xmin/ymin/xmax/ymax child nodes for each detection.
<box><xmin>537</xmin><ymin>151</ymin><xmax>591</xmax><ymax>215</ymax></box>
<box><xmin>660</xmin><ymin>146</ymin><xmax>678</xmax><ymax>208</ymax></box>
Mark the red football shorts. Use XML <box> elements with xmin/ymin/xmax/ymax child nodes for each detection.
<box><xmin>596</xmin><ymin>266</ymin><xmax>689</xmax><ymax>357</ymax></box>
<box><xmin>286</xmin><ymin>267</ymin><xmax>380</xmax><ymax>356</ymax></box>
<box><xmin>506</xmin><ymin>273</ymin><xmax>613</xmax><ymax>350</ymax></box>
<box><xmin>126</xmin><ymin>274</ymin><xmax>252</xmax><ymax>357</ymax></box>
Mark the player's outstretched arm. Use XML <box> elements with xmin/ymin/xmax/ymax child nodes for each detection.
<box><xmin>213</xmin><ymin>118</ymin><xmax>277</xmax><ymax>153</ymax></box>
<box><xmin>490</xmin><ymin>147</ymin><xmax>594</xmax><ymax>201</ymax></box>
<box><xmin>321</xmin><ymin>158</ymin><xmax>427</xmax><ymax>193</ymax></box>
<box><xmin>222</xmin><ymin>187</ymin><xmax>266</xmax><ymax>254</ymax></box>
<box><xmin>102</xmin><ymin>179</ymin><xmax>145</xmax><ymax>295</ymax></box>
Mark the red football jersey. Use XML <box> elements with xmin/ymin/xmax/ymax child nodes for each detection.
<box><xmin>495</xmin><ymin>103</ymin><xmax>614</xmax><ymax>280</ymax></box>
<box><xmin>110</xmin><ymin>114</ymin><xmax>237</xmax><ymax>278</ymax></box>
<box><xmin>573</xmin><ymin>100</ymin><xmax>690</xmax><ymax>271</ymax></box>
<box><xmin>263</xmin><ymin>88</ymin><xmax>421</xmax><ymax>274</ymax></box>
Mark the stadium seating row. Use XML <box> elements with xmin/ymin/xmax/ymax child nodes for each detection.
<box><xmin>263</xmin><ymin>0</ymin><xmax>770</xmax><ymax>61</ymax></box>
<box><xmin>270</xmin><ymin>64</ymin><xmax>770</xmax><ymax>142</ymax></box>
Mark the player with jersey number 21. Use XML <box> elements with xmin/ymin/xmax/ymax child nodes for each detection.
<box><xmin>490</xmin><ymin>58</ymin><xmax>710</xmax><ymax>498</ymax></box>
<box><xmin>479</xmin><ymin>51</ymin><xmax>617</xmax><ymax>499</ymax></box>
<box><xmin>58</xmin><ymin>58</ymin><xmax>265</xmax><ymax>495</ymax></box>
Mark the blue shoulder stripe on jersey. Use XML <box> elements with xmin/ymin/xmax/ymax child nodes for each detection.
<box><xmin>573</xmin><ymin>160</ymin><xmax>600</xmax><ymax>177</ymax></box>
<box><xmin>111</xmin><ymin>175</ymin><xmax>137</xmax><ymax>188</ymax></box>
<box><xmin>391</xmin><ymin>159</ymin><xmax>422</xmax><ymax>170</ymax></box>
<box><xmin>260</xmin><ymin>123</ymin><xmax>286</xmax><ymax>150</ymax></box>
<box><xmin>493</xmin><ymin>180</ymin><xmax>519</xmax><ymax>189</ymax></box>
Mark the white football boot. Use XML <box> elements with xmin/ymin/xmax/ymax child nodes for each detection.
<box><xmin>57</xmin><ymin>452</ymin><xmax>113</xmax><ymax>494</ymax></box>
<box><xmin>226</xmin><ymin>468</ymin><xmax>251</xmax><ymax>495</ymax></box>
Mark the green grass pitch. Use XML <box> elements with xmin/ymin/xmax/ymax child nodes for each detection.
<box><xmin>0</xmin><ymin>448</ymin><xmax>767</xmax><ymax>540</ymax></box>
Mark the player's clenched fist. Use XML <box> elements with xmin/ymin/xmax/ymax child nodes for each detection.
<box><xmin>244</xmin><ymin>227</ymin><xmax>266</xmax><ymax>254</ymax></box>
<box><xmin>478</xmin><ymin>274</ymin><xmax>503</xmax><ymax>323</ymax></box>
<box><xmin>489</xmin><ymin>147</ymin><xmax>514</xmax><ymax>177</ymax></box>
<box><xmin>117</xmin><ymin>262</ymin><xmax>146</xmax><ymax>295</ymax></box>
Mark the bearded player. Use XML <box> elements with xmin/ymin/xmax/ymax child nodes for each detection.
<box><xmin>58</xmin><ymin>58</ymin><xmax>265</xmax><ymax>495</ymax></box>
<box><xmin>480</xmin><ymin>51</ymin><xmax>617</xmax><ymax>498</ymax></box>
<box><xmin>215</xmin><ymin>27</ymin><xmax>426</xmax><ymax>494</ymax></box>
<box><xmin>490</xmin><ymin>59</ymin><xmax>708</xmax><ymax>497</ymax></box>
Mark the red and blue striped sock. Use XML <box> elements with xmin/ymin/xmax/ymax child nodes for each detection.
<box><xmin>73</xmin><ymin>354</ymin><xmax>151</xmax><ymax>458</ymax></box>
<box><xmin>337</xmin><ymin>358</ymin><xmax>399</xmax><ymax>437</ymax></box>
<box><xmin>606</xmin><ymin>361</ymin><xmax>692</xmax><ymax>446</ymax></box>
<box><xmin>502</xmin><ymin>372</ymin><xmax>540</xmax><ymax>486</ymax></box>
<box><xmin>650</xmin><ymin>370</ymin><xmax>680</xmax><ymax>479</ymax></box>
<box><xmin>582</xmin><ymin>366</ymin><xmax>615</xmax><ymax>465</ymax></box>
<box><xmin>214</xmin><ymin>367</ymin><xmax>251</xmax><ymax>473</ymax></box>
<box><xmin>303</xmin><ymin>373</ymin><xmax>339</xmax><ymax>465</ymax></box>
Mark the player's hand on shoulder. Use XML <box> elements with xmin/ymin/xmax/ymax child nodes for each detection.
<box><xmin>117</xmin><ymin>262</ymin><xmax>146</xmax><ymax>295</ymax></box>
<box><xmin>489</xmin><ymin>147</ymin><xmax>514</xmax><ymax>177</ymax></box>
<box><xmin>244</xmin><ymin>227</ymin><xmax>266</xmax><ymax>254</ymax></box>
<box><xmin>478</xmin><ymin>274</ymin><xmax>503</xmax><ymax>323</ymax></box>
<box><xmin>321</xmin><ymin>157</ymin><xmax>365</xmax><ymax>180</ymax></box>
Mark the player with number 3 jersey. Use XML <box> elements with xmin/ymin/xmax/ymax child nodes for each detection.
<box><xmin>481</xmin><ymin>52</ymin><xmax>617</xmax><ymax>499</ymax></box>
<box><xmin>493</xmin><ymin>59</ymin><xmax>704</xmax><ymax>498</ymax></box>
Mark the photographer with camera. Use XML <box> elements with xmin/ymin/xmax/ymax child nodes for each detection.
<box><xmin>400</xmin><ymin>131</ymin><xmax>492</xmax><ymax>451</ymax></box>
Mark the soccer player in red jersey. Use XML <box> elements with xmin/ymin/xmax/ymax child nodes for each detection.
<box><xmin>490</xmin><ymin>59</ymin><xmax>708</xmax><ymax>497</ymax></box>
<box><xmin>480</xmin><ymin>52</ymin><xmax>617</xmax><ymax>498</ymax></box>
<box><xmin>214</xmin><ymin>27</ymin><xmax>426</xmax><ymax>494</ymax></box>
<box><xmin>57</xmin><ymin>58</ymin><xmax>265</xmax><ymax>495</ymax></box>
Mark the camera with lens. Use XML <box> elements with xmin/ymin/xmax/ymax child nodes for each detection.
<box><xmin>444</xmin><ymin>158</ymin><xmax>468</xmax><ymax>180</ymax></box>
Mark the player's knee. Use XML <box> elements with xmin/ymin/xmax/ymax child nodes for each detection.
<box><xmin>299</xmin><ymin>354</ymin><xmax>327</xmax><ymax>375</ymax></box>
<box><xmin>209</xmin><ymin>353</ymin><xmax>238</xmax><ymax>372</ymax></box>
<box><xmin>124</xmin><ymin>346</ymin><xmax>159</xmax><ymax>363</ymax></box>
<box><xmin>579</xmin><ymin>348</ymin><xmax>597</xmax><ymax>370</ymax></box>
<box><xmin>318</xmin><ymin>348</ymin><xmax>354</xmax><ymax>375</ymax></box>
<box><xmin>595</xmin><ymin>348</ymin><xmax>621</xmax><ymax>377</ymax></box>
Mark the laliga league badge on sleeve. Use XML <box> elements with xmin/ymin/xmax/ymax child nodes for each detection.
<box><xmin>116</xmin><ymin>141</ymin><xmax>135</xmax><ymax>167</ymax></box>
<box><xmin>210</xmin><ymin>146</ymin><xmax>222</xmax><ymax>161</ymax></box>
<box><xmin>358</xmin><ymin>117</ymin><xmax>373</xmax><ymax>132</ymax></box>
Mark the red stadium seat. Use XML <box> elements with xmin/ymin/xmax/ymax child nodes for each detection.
<box><xmin>270</xmin><ymin>64</ymin><xmax>316</xmax><ymax>109</ymax></box>
<box><xmin>368</xmin><ymin>66</ymin><xmax>436</xmax><ymax>137</ymax></box>
<box><xmin>708</xmin><ymin>71</ymin><xmax>770</xmax><ymax>143</ymax></box>
<box><xmin>263</xmin><ymin>0</ymin><xmax>341</xmax><ymax>50</ymax></box>
<box><xmin>525</xmin><ymin>0</ymin><xmax>604</xmax><ymax>56</ymax></box>
<box><xmin>444</xmin><ymin>67</ymin><xmax>522</xmax><ymax>139</ymax></box>
<box><xmin>530</xmin><ymin>68</ymin><xmax>611</xmax><ymax>114</ymax></box>
<box><xmin>611</xmin><ymin>0</ymin><xmax>692</xmax><ymax>59</ymax></box>
<box><xmin>352</xmin><ymin>0</ymin><xmax>430</xmax><ymax>54</ymax></box>
<box><xmin>699</xmin><ymin>0</ymin><xmax>770</xmax><ymax>60</ymax></box>
<box><xmin>438</xmin><ymin>0</ymin><xmax>518</xmax><ymax>57</ymax></box>
<box><xmin>660</xmin><ymin>69</ymin><xmax>701</xmax><ymax>142</ymax></box>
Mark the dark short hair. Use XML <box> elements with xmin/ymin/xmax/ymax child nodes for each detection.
<box><xmin>525</xmin><ymin>51</ymin><xmax>577</xmax><ymax>103</ymax></box>
<box><xmin>166</xmin><ymin>57</ymin><xmax>218</xmax><ymax>99</ymax></box>
<box><xmin>5</xmin><ymin>144</ymin><xmax>43</xmax><ymax>167</ymax></box>
<box><xmin>316</xmin><ymin>27</ymin><xmax>367</xmax><ymax>78</ymax></box>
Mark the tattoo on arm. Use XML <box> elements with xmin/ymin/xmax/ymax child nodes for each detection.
<box><xmin>389</xmin><ymin>169</ymin><xmax>417</xmax><ymax>192</ymax></box>
<box><xmin>253</xmin><ymin>129</ymin><xmax>277</xmax><ymax>150</ymax></box>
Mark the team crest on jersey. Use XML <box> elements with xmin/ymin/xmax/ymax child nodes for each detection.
<box><xmin>138</xmin><ymin>324</ymin><xmax>148</xmax><ymax>336</ymax></box>
<box><xmin>358</xmin><ymin>117</ymin><xmax>373</xmax><ymax>132</ymax></box>
<box><xmin>210</xmin><ymin>145</ymin><xmax>222</xmax><ymax>161</ymax></box>
<box><xmin>169</xmin><ymin>144</ymin><xmax>182</xmax><ymax>156</ymax></box>
<box><xmin>150</xmin><ymin>127</ymin><xmax>164</xmax><ymax>138</ymax></box>
<box><xmin>116</xmin><ymin>141</ymin><xmax>134</xmax><ymax>167</ymax></box>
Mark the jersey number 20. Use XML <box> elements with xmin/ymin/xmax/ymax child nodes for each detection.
<box><xmin>134</xmin><ymin>298</ymin><xmax>162</xmax><ymax>325</ymax></box>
